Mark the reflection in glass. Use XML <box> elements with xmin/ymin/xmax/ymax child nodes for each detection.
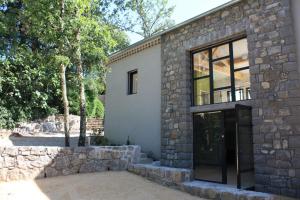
<box><xmin>194</xmin><ymin>78</ymin><xmax>210</xmax><ymax>105</ymax></box>
<box><xmin>193</xmin><ymin>51</ymin><xmax>209</xmax><ymax>78</ymax></box>
<box><xmin>214</xmin><ymin>88</ymin><xmax>232</xmax><ymax>103</ymax></box>
<box><xmin>233</xmin><ymin>39</ymin><xmax>249</xmax><ymax>69</ymax></box>
<box><xmin>193</xmin><ymin>112</ymin><xmax>223</xmax><ymax>182</ymax></box>
<box><xmin>213</xmin><ymin>58</ymin><xmax>231</xmax><ymax>89</ymax></box>
<box><xmin>235</xmin><ymin>69</ymin><xmax>250</xmax><ymax>100</ymax></box>
<box><xmin>212</xmin><ymin>44</ymin><xmax>229</xmax><ymax>59</ymax></box>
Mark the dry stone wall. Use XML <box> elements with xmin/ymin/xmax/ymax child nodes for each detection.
<box><xmin>10</xmin><ymin>115</ymin><xmax>103</xmax><ymax>135</ymax></box>
<box><xmin>161</xmin><ymin>0</ymin><xmax>300</xmax><ymax>197</ymax></box>
<box><xmin>128</xmin><ymin>163</ymin><xmax>192</xmax><ymax>187</ymax></box>
<box><xmin>0</xmin><ymin>145</ymin><xmax>140</xmax><ymax>182</ymax></box>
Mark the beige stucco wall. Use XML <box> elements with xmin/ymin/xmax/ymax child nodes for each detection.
<box><xmin>292</xmin><ymin>0</ymin><xmax>300</xmax><ymax>73</ymax></box>
<box><xmin>105</xmin><ymin>44</ymin><xmax>161</xmax><ymax>159</ymax></box>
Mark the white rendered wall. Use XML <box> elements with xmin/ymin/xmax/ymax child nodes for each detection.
<box><xmin>105</xmin><ymin>44</ymin><xmax>161</xmax><ymax>159</ymax></box>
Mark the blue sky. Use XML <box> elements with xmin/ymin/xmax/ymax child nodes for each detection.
<box><xmin>127</xmin><ymin>0</ymin><xmax>231</xmax><ymax>44</ymax></box>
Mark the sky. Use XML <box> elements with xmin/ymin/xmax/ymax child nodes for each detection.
<box><xmin>127</xmin><ymin>0</ymin><xmax>231</xmax><ymax>44</ymax></box>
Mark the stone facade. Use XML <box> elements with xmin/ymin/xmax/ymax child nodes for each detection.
<box><xmin>0</xmin><ymin>145</ymin><xmax>140</xmax><ymax>181</ymax></box>
<box><xmin>160</xmin><ymin>0</ymin><xmax>300</xmax><ymax>197</ymax></box>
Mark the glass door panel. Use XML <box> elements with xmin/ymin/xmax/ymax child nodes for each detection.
<box><xmin>193</xmin><ymin>111</ymin><xmax>225</xmax><ymax>183</ymax></box>
<box><xmin>235</xmin><ymin>104</ymin><xmax>255</xmax><ymax>189</ymax></box>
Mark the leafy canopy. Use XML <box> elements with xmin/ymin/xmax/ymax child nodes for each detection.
<box><xmin>0</xmin><ymin>0</ymin><xmax>129</xmax><ymax>128</ymax></box>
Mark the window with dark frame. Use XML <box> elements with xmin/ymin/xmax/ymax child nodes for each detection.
<box><xmin>192</xmin><ymin>38</ymin><xmax>250</xmax><ymax>106</ymax></box>
<box><xmin>128</xmin><ymin>70</ymin><xmax>138</xmax><ymax>95</ymax></box>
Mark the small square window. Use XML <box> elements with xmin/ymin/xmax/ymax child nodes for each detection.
<box><xmin>128</xmin><ymin>70</ymin><xmax>138</xmax><ymax>94</ymax></box>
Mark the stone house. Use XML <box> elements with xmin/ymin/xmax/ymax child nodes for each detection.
<box><xmin>105</xmin><ymin>0</ymin><xmax>300</xmax><ymax>198</ymax></box>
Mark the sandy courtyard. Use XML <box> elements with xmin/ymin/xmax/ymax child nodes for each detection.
<box><xmin>0</xmin><ymin>171</ymin><xmax>205</xmax><ymax>200</ymax></box>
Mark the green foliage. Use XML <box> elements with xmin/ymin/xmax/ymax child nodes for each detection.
<box><xmin>128</xmin><ymin>0</ymin><xmax>175</xmax><ymax>37</ymax></box>
<box><xmin>67</xmin><ymin>77</ymin><xmax>105</xmax><ymax>118</ymax></box>
<box><xmin>0</xmin><ymin>0</ymin><xmax>129</xmax><ymax>129</ymax></box>
<box><xmin>0</xmin><ymin>106</ymin><xmax>14</xmax><ymax>129</ymax></box>
<box><xmin>87</xmin><ymin>98</ymin><xmax>104</xmax><ymax>118</ymax></box>
<box><xmin>101</xmin><ymin>0</ymin><xmax>175</xmax><ymax>38</ymax></box>
<box><xmin>90</xmin><ymin>136</ymin><xmax>109</xmax><ymax>146</ymax></box>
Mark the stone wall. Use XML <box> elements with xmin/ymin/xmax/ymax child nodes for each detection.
<box><xmin>10</xmin><ymin>115</ymin><xmax>103</xmax><ymax>136</ymax></box>
<box><xmin>160</xmin><ymin>0</ymin><xmax>300</xmax><ymax>197</ymax></box>
<box><xmin>86</xmin><ymin>118</ymin><xmax>104</xmax><ymax>132</ymax></box>
<box><xmin>0</xmin><ymin>145</ymin><xmax>140</xmax><ymax>182</ymax></box>
<box><xmin>128</xmin><ymin>163</ymin><xmax>191</xmax><ymax>187</ymax></box>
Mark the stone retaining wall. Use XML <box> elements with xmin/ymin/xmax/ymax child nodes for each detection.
<box><xmin>9</xmin><ymin>115</ymin><xmax>103</xmax><ymax>136</ymax></box>
<box><xmin>0</xmin><ymin>145</ymin><xmax>140</xmax><ymax>182</ymax></box>
<box><xmin>128</xmin><ymin>163</ymin><xmax>191</xmax><ymax>187</ymax></box>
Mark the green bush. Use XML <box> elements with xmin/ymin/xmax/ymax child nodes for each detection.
<box><xmin>0</xmin><ymin>106</ymin><xmax>15</xmax><ymax>129</ymax></box>
<box><xmin>87</xmin><ymin>98</ymin><xmax>104</xmax><ymax>118</ymax></box>
<box><xmin>90</xmin><ymin>136</ymin><xmax>109</xmax><ymax>146</ymax></box>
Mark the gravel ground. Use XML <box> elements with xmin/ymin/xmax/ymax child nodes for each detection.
<box><xmin>0</xmin><ymin>171</ymin><xmax>206</xmax><ymax>200</ymax></box>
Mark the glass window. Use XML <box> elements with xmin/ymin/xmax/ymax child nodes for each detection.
<box><xmin>214</xmin><ymin>88</ymin><xmax>232</xmax><ymax>103</ymax></box>
<box><xmin>212</xmin><ymin>44</ymin><xmax>229</xmax><ymax>59</ymax></box>
<box><xmin>128</xmin><ymin>70</ymin><xmax>137</xmax><ymax>94</ymax></box>
<box><xmin>193</xmin><ymin>51</ymin><xmax>209</xmax><ymax>78</ymax></box>
<box><xmin>235</xmin><ymin>69</ymin><xmax>250</xmax><ymax>100</ymax></box>
<box><xmin>213</xmin><ymin>58</ymin><xmax>231</xmax><ymax>89</ymax></box>
<box><xmin>233</xmin><ymin>39</ymin><xmax>249</xmax><ymax>69</ymax></box>
<box><xmin>192</xmin><ymin>38</ymin><xmax>250</xmax><ymax>106</ymax></box>
<box><xmin>194</xmin><ymin>78</ymin><xmax>210</xmax><ymax>105</ymax></box>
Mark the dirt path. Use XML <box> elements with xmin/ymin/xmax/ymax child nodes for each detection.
<box><xmin>0</xmin><ymin>171</ymin><xmax>206</xmax><ymax>200</ymax></box>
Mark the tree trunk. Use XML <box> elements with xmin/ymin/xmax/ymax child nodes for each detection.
<box><xmin>60</xmin><ymin>0</ymin><xmax>70</xmax><ymax>146</ymax></box>
<box><xmin>60</xmin><ymin>64</ymin><xmax>70</xmax><ymax>146</ymax></box>
<box><xmin>76</xmin><ymin>28</ymin><xmax>87</xmax><ymax>146</ymax></box>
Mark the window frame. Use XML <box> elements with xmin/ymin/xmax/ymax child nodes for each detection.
<box><xmin>128</xmin><ymin>69</ymin><xmax>138</xmax><ymax>95</ymax></box>
<box><xmin>191</xmin><ymin>37</ymin><xmax>250</xmax><ymax>106</ymax></box>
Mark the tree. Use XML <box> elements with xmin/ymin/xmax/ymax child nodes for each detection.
<box><xmin>128</xmin><ymin>0</ymin><xmax>175</xmax><ymax>37</ymax></box>
<box><xmin>0</xmin><ymin>0</ymin><xmax>128</xmax><ymax>148</ymax></box>
<box><xmin>74</xmin><ymin>1</ymin><xmax>86</xmax><ymax>146</ymax></box>
<box><xmin>59</xmin><ymin>0</ymin><xmax>70</xmax><ymax>146</ymax></box>
<box><xmin>101</xmin><ymin>0</ymin><xmax>175</xmax><ymax>38</ymax></box>
<box><xmin>71</xmin><ymin>0</ymin><xmax>122</xmax><ymax>146</ymax></box>
<box><xmin>0</xmin><ymin>0</ymin><xmax>63</xmax><ymax>128</ymax></box>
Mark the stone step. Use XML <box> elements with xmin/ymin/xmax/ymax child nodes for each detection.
<box><xmin>139</xmin><ymin>157</ymin><xmax>154</xmax><ymax>164</ymax></box>
<box><xmin>181</xmin><ymin>181</ymin><xmax>295</xmax><ymax>200</ymax></box>
<box><xmin>128</xmin><ymin>163</ymin><xmax>192</xmax><ymax>186</ymax></box>
<box><xmin>128</xmin><ymin>163</ymin><xmax>296</xmax><ymax>200</ymax></box>
<box><xmin>140</xmin><ymin>152</ymin><xmax>148</xmax><ymax>159</ymax></box>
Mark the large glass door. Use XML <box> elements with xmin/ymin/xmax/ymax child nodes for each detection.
<box><xmin>235</xmin><ymin>104</ymin><xmax>255</xmax><ymax>189</ymax></box>
<box><xmin>193</xmin><ymin>111</ymin><xmax>226</xmax><ymax>183</ymax></box>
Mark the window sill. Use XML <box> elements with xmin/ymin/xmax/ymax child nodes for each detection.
<box><xmin>190</xmin><ymin>100</ymin><xmax>252</xmax><ymax>113</ymax></box>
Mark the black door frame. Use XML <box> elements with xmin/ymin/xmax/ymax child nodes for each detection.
<box><xmin>192</xmin><ymin>110</ymin><xmax>228</xmax><ymax>184</ymax></box>
<box><xmin>235</xmin><ymin>104</ymin><xmax>255</xmax><ymax>190</ymax></box>
<box><xmin>193</xmin><ymin>105</ymin><xmax>254</xmax><ymax>189</ymax></box>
